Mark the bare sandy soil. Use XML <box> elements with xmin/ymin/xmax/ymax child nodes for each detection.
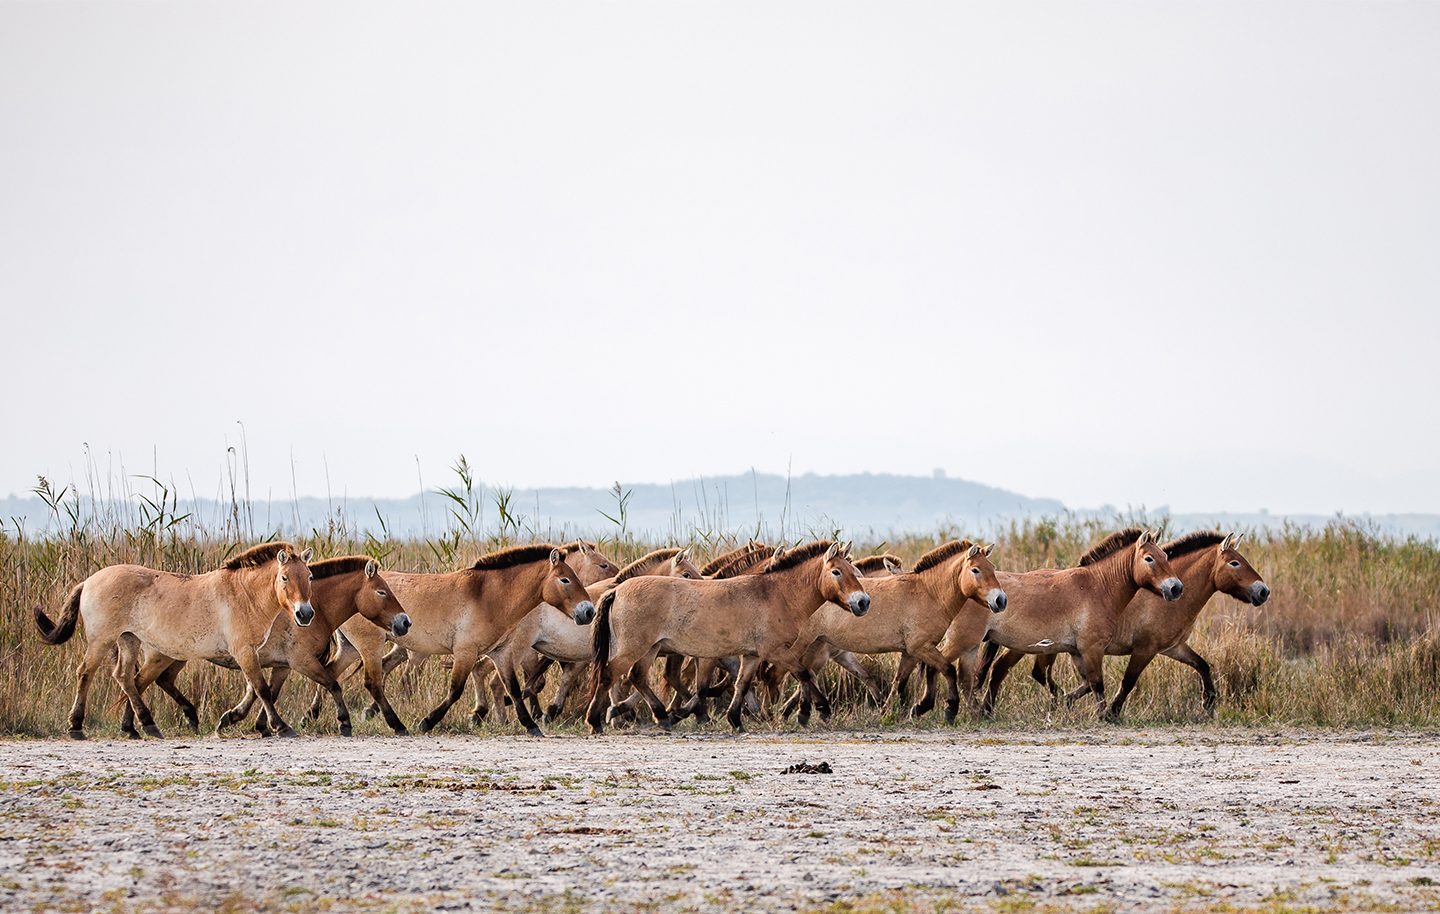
<box><xmin>2</xmin><ymin>728</ymin><xmax>1439</xmax><ymax>913</ymax></box>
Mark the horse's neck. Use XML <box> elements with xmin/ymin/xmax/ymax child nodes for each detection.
<box><xmin>914</xmin><ymin>563</ymin><xmax>964</xmax><ymax>620</ymax></box>
<box><xmin>760</xmin><ymin>559</ymin><xmax>825</xmax><ymax>615</ymax></box>
<box><xmin>227</xmin><ymin>564</ymin><xmax>279</xmax><ymax>617</ymax></box>
<box><xmin>484</xmin><ymin>562</ymin><xmax>548</xmax><ymax>621</ymax></box>
<box><xmin>1169</xmin><ymin>547</ymin><xmax>1220</xmax><ymax>609</ymax></box>
<box><xmin>1084</xmin><ymin>552</ymin><xmax>1144</xmax><ymax>609</ymax></box>
<box><xmin>314</xmin><ymin>574</ymin><xmax>359</xmax><ymax>627</ymax></box>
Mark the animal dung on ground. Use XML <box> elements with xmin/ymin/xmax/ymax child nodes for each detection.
<box><xmin>782</xmin><ymin>761</ymin><xmax>833</xmax><ymax>774</ymax></box>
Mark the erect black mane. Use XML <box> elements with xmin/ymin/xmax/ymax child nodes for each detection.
<box><xmin>307</xmin><ymin>556</ymin><xmax>373</xmax><ymax>580</ymax></box>
<box><xmin>911</xmin><ymin>540</ymin><xmax>977</xmax><ymax>574</ymax></box>
<box><xmin>1076</xmin><ymin>529</ymin><xmax>1144</xmax><ymax>567</ymax></box>
<box><xmin>470</xmin><ymin>543</ymin><xmax>559</xmax><ymax>571</ymax></box>
<box><xmin>761</xmin><ymin>541</ymin><xmax>835</xmax><ymax>574</ymax></box>
<box><xmin>1162</xmin><ymin>531</ymin><xmax>1226</xmax><ymax>560</ymax></box>
<box><xmin>612</xmin><ymin>549</ymin><xmax>681</xmax><ymax>586</ymax></box>
<box><xmin>222</xmin><ymin>541</ymin><xmax>298</xmax><ymax>570</ymax></box>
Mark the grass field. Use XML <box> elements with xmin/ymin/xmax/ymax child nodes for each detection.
<box><xmin>4</xmin><ymin>478</ymin><xmax>1439</xmax><ymax>739</ymax></box>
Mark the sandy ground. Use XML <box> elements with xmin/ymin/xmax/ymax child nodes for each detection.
<box><xmin>2</xmin><ymin>728</ymin><xmax>1440</xmax><ymax>913</ymax></box>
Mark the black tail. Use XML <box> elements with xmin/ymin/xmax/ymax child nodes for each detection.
<box><xmin>34</xmin><ymin>583</ymin><xmax>83</xmax><ymax>645</ymax></box>
<box><xmin>587</xmin><ymin>589</ymin><xmax>616</xmax><ymax>703</ymax></box>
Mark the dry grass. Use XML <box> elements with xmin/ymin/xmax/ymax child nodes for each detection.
<box><xmin>3</xmin><ymin>487</ymin><xmax>1439</xmax><ymax>737</ymax></box>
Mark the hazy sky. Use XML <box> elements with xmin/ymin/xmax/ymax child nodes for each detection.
<box><xmin>3</xmin><ymin>3</ymin><xmax>1437</xmax><ymax>518</ymax></box>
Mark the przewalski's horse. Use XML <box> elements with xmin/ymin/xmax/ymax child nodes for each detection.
<box><xmin>347</xmin><ymin>544</ymin><xmax>594</xmax><ymax>736</ymax></box>
<box><xmin>33</xmin><ymin>543</ymin><xmax>316</xmax><ymax>739</ymax></box>
<box><xmin>967</xmin><ymin>529</ymin><xmax>1183</xmax><ymax>720</ymax></box>
<box><xmin>586</xmin><ymin>541</ymin><xmax>869</xmax><ymax>733</ymax></box>
<box><xmin>120</xmin><ymin>557</ymin><xmax>413</xmax><ymax>738</ymax></box>
<box><xmin>697</xmin><ymin>541</ymin><xmax>769</xmax><ymax>578</ymax></box>
<box><xmin>1020</xmin><ymin>531</ymin><xmax>1269</xmax><ymax>719</ymax></box>
<box><xmin>318</xmin><ymin>540</ymin><xmax>607</xmax><ymax>733</ymax></box>
<box><xmin>784</xmin><ymin>542</ymin><xmax>1006</xmax><ymax>725</ymax></box>
<box><xmin>495</xmin><ymin>547</ymin><xmax>703</xmax><ymax>726</ymax></box>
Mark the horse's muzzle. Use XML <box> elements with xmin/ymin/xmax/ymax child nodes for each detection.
<box><xmin>573</xmin><ymin>601</ymin><xmax>596</xmax><ymax>625</ymax></box>
<box><xmin>1249</xmin><ymin>582</ymin><xmax>1271</xmax><ymax>606</ymax></box>
<box><xmin>293</xmin><ymin>603</ymin><xmax>315</xmax><ymax>626</ymax></box>
<box><xmin>988</xmin><ymin>589</ymin><xmax>1007</xmax><ymax>613</ymax></box>
<box><xmin>391</xmin><ymin>613</ymin><xmax>412</xmax><ymax>637</ymax></box>
<box><xmin>1160</xmin><ymin>578</ymin><xmax>1184</xmax><ymax>602</ymax></box>
<box><xmin>848</xmin><ymin>592</ymin><xmax>870</xmax><ymax>616</ymax></box>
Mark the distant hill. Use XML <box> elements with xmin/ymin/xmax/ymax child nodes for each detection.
<box><xmin>4</xmin><ymin>472</ymin><xmax>1437</xmax><ymax>541</ymax></box>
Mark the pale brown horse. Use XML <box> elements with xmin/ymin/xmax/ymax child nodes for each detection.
<box><xmin>964</xmin><ymin>529</ymin><xmax>1183</xmax><ymax>720</ymax></box>
<box><xmin>34</xmin><ymin>543</ymin><xmax>316</xmax><ymax>739</ymax></box>
<box><xmin>586</xmin><ymin>541</ymin><xmax>869</xmax><ymax>733</ymax></box>
<box><xmin>493</xmin><ymin>547</ymin><xmax>703</xmax><ymax>726</ymax></box>
<box><xmin>336</xmin><ymin>544</ymin><xmax>594</xmax><ymax>736</ymax></box>
<box><xmin>120</xmin><ymin>556</ymin><xmax>413</xmax><ymax>738</ymax></box>
<box><xmin>697</xmin><ymin>541</ymin><xmax>769</xmax><ymax>578</ymax></box>
<box><xmin>316</xmin><ymin>540</ymin><xmax>607</xmax><ymax>733</ymax></box>
<box><xmin>1015</xmin><ymin>531</ymin><xmax>1269</xmax><ymax>719</ymax></box>
<box><xmin>784</xmin><ymin>541</ymin><xmax>1006</xmax><ymax>724</ymax></box>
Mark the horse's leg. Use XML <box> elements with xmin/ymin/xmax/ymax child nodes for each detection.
<box><xmin>112</xmin><ymin>637</ymin><xmax>164</xmax><ymax>739</ymax></box>
<box><xmin>1031</xmin><ymin>654</ymin><xmax>1063</xmax><ymax>701</ymax></box>
<box><xmin>831</xmin><ymin>651</ymin><xmax>885</xmax><ymax>709</ymax></box>
<box><xmin>310</xmin><ymin>631</ymin><xmax>360</xmax><ymax>722</ymax></box>
<box><xmin>359</xmin><ymin>648</ymin><xmax>408</xmax><ymax>736</ymax></box>
<box><xmin>67</xmin><ymin>640</ymin><xmax>114</xmax><ymax>740</ymax></box>
<box><xmin>910</xmin><ymin>645</ymin><xmax>960</xmax><ymax>722</ymax></box>
<box><xmin>122</xmin><ymin>654</ymin><xmax>182</xmax><ymax>739</ymax></box>
<box><xmin>284</xmin><ymin>651</ymin><xmax>352</xmax><ymax>737</ymax></box>
<box><xmin>523</xmin><ymin>652</ymin><xmax>554</xmax><ymax>721</ymax></box>
<box><xmin>153</xmin><ymin>661</ymin><xmax>199</xmax><ymax>733</ymax></box>
<box><xmin>1071</xmin><ymin>646</ymin><xmax>1111</xmax><ymax>720</ymax></box>
<box><xmin>1160</xmin><ymin>641</ymin><xmax>1218</xmax><ymax>718</ymax></box>
<box><xmin>724</xmin><ymin>656</ymin><xmax>766</xmax><ymax>732</ymax></box>
<box><xmin>621</xmin><ymin>657</ymin><xmax>671</xmax><ymax>731</ymax></box>
<box><xmin>544</xmin><ymin>661</ymin><xmax>586</xmax><ymax>722</ymax></box>
<box><xmin>468</xmin><ymin>656</ymin><xmax>497</xmax><ymax>726</ymax></box>
<box><xmin>420</xmin><ymin>649</ymin><xmax>475</xmax><ymax>734</ymax></box>
<box><xmin>491</xmin><ymin>651</ymin><xmax>545</xmax><ymax>737</ymax></box>
<box><xmin>233</xmin><ymin>649</ymin><xmax>297</xmax><ymax>738</ymax></box>
<box><xmin>981</xmin><ymin>648</ymin><xmax>1028</xmax><ymax>718</ymax></box>
<box><xmin>912</xmin><ymin>662</ymin><xmax>941</xmax><ymax>718</ymax></box>
<box><xmin>972</xmin><ymin>640</ymin><xmax>1003</xmax><ymax>694</ymax></box>
<box><xmin>1099</xmin><ymin>648</ymin><xmax>1158</xmax><ymax>722</ymax></box>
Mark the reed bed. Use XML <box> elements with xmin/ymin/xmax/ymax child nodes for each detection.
<box><xmin>3</xmin><ymin>482</ymin><xmax>1438</xmax><ymax>738</ymax></box>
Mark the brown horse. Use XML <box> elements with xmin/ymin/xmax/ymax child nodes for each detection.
<box><xmin>586</xmin><ymin>541</ymin><xmax>869</xmax><ymax>733</ymax></box>
<box><xmin>493</xmin><ymin>547</ymin><xmax>703</xmax><ymax>726</ymax></box>
<box><xmin>1017</xmin><ymin>531</ymin><xmax>1269</xmax><ymax>719</ymax></box>
<box><xmin>317</xmin><ymin>540</ymin><xmax>607</xmax><ymax>733</ymax></box>
<box><xmin>785</xmin><ymin>541</ymin><xmax>1006</xmax><ymax>724</ymax></box>
<box><xmin>120</xmin><ymin>556</ymin><xmax>414</xmax><ymax>738</ymax></box>
<box><xmin>34</xmin><ymin>543</ymin><xmax>316</xmax><ymax>739</ymax></box>
<box><xmin>965</xmin><ymin>529</ymin><xmax>1183</xmax><ymax>720</ymax></box>
<box><xmin>336</xmin><ymin>544</ymin><xmax>594</xmax><ymax>736</ymax></box>
<box><xmin>697</xmin><ymin>541</ymin><xmax>769</xmax><ymax>577</ymax></box>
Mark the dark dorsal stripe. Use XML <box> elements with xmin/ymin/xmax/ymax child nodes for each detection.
<box><xmin>911</xmin><ymin>541</ymin><xmax>976</xmax><ymax>575</ymax></box>
<box><xmin>1162</xmin><ymin>531</ymin><xmax>1226</xmax><ymax>560</ymax></box>
<box><xmin>222</xmin><ymin>541</ymin><xmax>298</xmax><ymax>570</ymax></box>
<box><xmin>470</xmin><ymin>543</ymin><xmax>559</xmax><ymax>571</ymax></box>
<box><xmin>1075</xmin><ymin>529</ymin><xmax>1144</xmax><ymax>567</ymax></box>
<box><xmin>308</xmin><ymin>556</ymin><xmax>372</xmax><ymax>580</ymax></box>
<box><xmin>612</xmin><ymin>549</ymin><xmax>681</xmax><ymax>586</ymax></box>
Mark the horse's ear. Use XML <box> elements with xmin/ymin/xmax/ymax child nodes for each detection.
<box><xmin>550</xmin><ymin>548</ymin><xmax>563</xmax><ymax>566</ymax></box>
<box><xmin>300</xmin><ymin>547</ymin><xmax>314</xmax><ymax>563</ymax></box>
<box><xmin>1138</xmin><ymin>530</ymin><xmax>1153</xmax><ymax>545</ymax></box>
<box><xmin>824</xmin><ymin>542</ymin><xmax>840</xmax><ymax>561</ymax></box>
<box><xmin>883</xmin><ymin>558</ymin><xmax>901</xmax><ymax>574</ymax></box>
<box><xmin>1233</xmin><ymin>532</ymin><xmax>1245</xmax><ymax>546</ymax></box>
<box><xmin>576</xmin><ymin>540</ymin><xmax>590</xmax><ymax>555</ymax></box>
<box><xmin>365</xmin><ymin>559</ymin><xmax>378</xmax><ymax>578</ymax></box>
<box><xmin>276</xmin><ymin>549</ymin><xmax>289</xmax><ymax>565</ymax></box>
<box><xmin>983</xmin><ymin>543</ymin><xmax>996</xmax><ymax>557</ymax></box>
<box><xmin>966</xmin><ymin>543</ymin><xmax>980</xmax><ymax>558</ymax></box>
<box><xmin>843</xmin><ymin>541</ymin><xmax>854</xmax><ymax>559</ymax></box>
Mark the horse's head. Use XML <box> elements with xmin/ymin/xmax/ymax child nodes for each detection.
<box><xmin>1213</xmin><ymin>533</ymin><xmax>1270</xmax><ymax>606</ymax></box>
<box><xmin>957</xmin><ymin>543</ymin><xmax>1007</xmax><ymax>613</ymax></box>
<box><xmin>274</xmin><ymin>547</ymin><xmax>316</xmax><ymax>626</ymax></box>
<box><xmin>1133</xmin><ymin>531</ymin><xmax>1183</xmax><ymax>601</ymax></box>
<box><xmin>819</xmin><ymin>542</ymin><xmax>870</xmax><ymax>616</ymax></box>
<box><xmin>567</xmin><ymin>540</ymin><xmax>618</xmax><ymax>586</ymax></box>
<box><xmin>354</xmin><ymin>559</ymin><xmax>411</xmax><ymax>637</ymax></box>
<box><xmin>543</xmin><ymin>548</ymin><xmax>598</xmax><ymax>625</ymax></box>
<box><xmin>670</xmin><ymin>547</ymin><xmax>702</xmax><ymax>579</ymax></box>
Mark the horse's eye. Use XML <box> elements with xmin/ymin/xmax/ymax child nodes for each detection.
<box><xmin>831</xmin><ymin>569</ymin><xmax>841</xmax><ymax>577</ymax></box>
<box><xmin>599</xmin><ymin>563</ymin><xmax>609</xmax><ymax>570</ymax></box>
<box><xmin>1229</xmin><ymin>561</ymin><xmax>1241</xmax><ymax>568</ymax></box>
<box><xmin>1143</xmin><ymin>556</ymin><xmax>1154</xmax><ymax>564</ymax></box>
<box><xmin>560</xmin><ymin>577</ymin><xmax>571</xmax><ymax>585</ymax></box>
<box><xmin>280</xmin><ymin>575</ymin><xmax>288</xmax><ymax>582</ymax></box>
<box><xmin>376</xmin><ymin>590</ymin><xmax>387</xmax><ymax>597</ymax></box>
<box><xmin>971</xmin><ymin>568</ymin><xmax>981</xmax><ymax>575</ymax></box>
<box><xmin>309</xmin><ymin>573</ymin><xmax>314</xmax><ymax>581</ymax></box>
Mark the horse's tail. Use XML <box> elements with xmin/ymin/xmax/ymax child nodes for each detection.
<box><xmin>587</xmin><ymin>589</ymin><xmax>617</xmax><ymax>703</ymax></box>
<box><xmin>34</xmin><ymin>583</ymin><xmax>83</xmax><ymax>645</ymax></box>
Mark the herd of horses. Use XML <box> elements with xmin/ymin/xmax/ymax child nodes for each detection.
<box><xmin>32</xmin><ymin>528</ymin><xmax>1271</xmax><ymax>740</ymax></box>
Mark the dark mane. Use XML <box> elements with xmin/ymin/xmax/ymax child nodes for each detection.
<box><xmin>222</xmin><ymin>542</ymin><xmax>297</xmax><ymax>570</ymax></box>
<box><xmin>470</xmin><ymin>543</ymin><xmax>558</xmax><ymax>571</ymax></box>
<box><xmin>912</xmin><ymin>540</ymin><xmax>977</xmax><ymax>575</ymax></box>
<box><xmin>700</xmin><ymin>543</ymin><xmax>766</xmax><ymax>577</ymax></box>
<box><xmin>1162</xmin><ymin>531</ymin><xmax>1226</xmax><ymax>560</ymax></box>
<box><xmin>761</xmin><ymin>541</ymin><xmax>835</xmax><ymax>575</ymax></box>
<box><xmin>560</xmin><ymin>540</ymin><xmax>598</xmax><ymax>556</ymax></box>
<box><xmin>855</xmin><ymin>554</ymin><xmax>903</xmax><ymax>575</ymax></box>
<box><xmin>612</xmin><ymin>549</ymin><xmax>681</xmax><ymax>586</ymax></box>
<box><xmin>710</xmin><ymin>547</ymin><xmax>775</xmax><ymax>579</ymax></box>
<box><xmin>307</xmin><ymin>556</ymin><xmax>372</xmax><ymax>580</ymax></box>
<box><xmin>1076</xmin><ymin>529</ymin><xmax>1144</xmax><ymax>567</ymax></box>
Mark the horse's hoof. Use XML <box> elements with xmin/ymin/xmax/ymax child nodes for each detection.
<box><xmin>68</xmin><ymin>729</ymin><xmax>87</xmax><ymax>741</ymax></box>
<box><xmin>339</xmin><ymin>724</ymin><xmax>353</xmax><ymax>738</ymax></box>
<box><xmin>392</xmin><ymin>725</ymin><xmax>409</xmax><ymax>737</ymax></box>
<box><xmin>526</xmin><ymin>727</ymin><xmax>544</xmax><ymax>738</ymax></box>
<box><xmin>909</xmin><ymin>704</ymin><xmax>923</xmax><ymax>719</ymax></box>
<box><xmin>945</xmin><ymin>706</ymin><xmax>959</xmax><ymax>724</ymax></box>
<box><xmin>143</xmin><ymin>726</ymin><xmax>164</xmax><ymax>739</ymax></box>
<box><xmin>123</xmin><ymin>730</ymin><xmax>140</xmax><ymax>740</ymax></box>
<box><xmin>278</xmin><ymin>727</ymin><xmax>300</xmax><ymax>738</ymax></box>
<box><xmin>418</xmin><ymin>719</ymin><xmax>436</xmax><ymax>734</ymax></box>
